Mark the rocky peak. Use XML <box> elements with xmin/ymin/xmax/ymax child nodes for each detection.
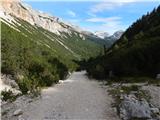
<box><xmin>112</xmin><ymin>30</ymin><xmax>124</xmax><ymax>39</ymax></box>
<box><xmin>94</xmin><ymin>31</ymin><xmax>109</xmax><ymax>39</ymax></box>
<box><xmin>0</xmin><ymin>0</ymin><xmax>78</xmax><ymax>35</ymax></box>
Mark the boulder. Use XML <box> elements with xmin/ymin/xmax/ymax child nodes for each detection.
<box><xmin>150</xmin><ymin>108</ymin><xmax>160</xmax><ymax>114</ymax></box>
<box><xmin>59</xmin><ymin>80</ymin><xmax>64</xmax><ymax>84</ymax></box>
<box><xmin>13</xmin><ymin>109</ymin><xmax>23</xmax><ymax>116</ymax></box>
<box><xmin>1</xmin><ymin>74</ymin><xmax>19</xmax><ymax>90</ymax></box>
<box><xmin>120</xmin><ymin>95</ymin><xmax>151</xmax><ymax>120</ymax></box>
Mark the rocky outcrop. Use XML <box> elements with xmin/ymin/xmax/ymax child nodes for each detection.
<box><xmin>109</xmin><ymin>30</ymin><xmax>124</xmax><ymax>40</ymax></box>
<box><xmin>120</xmin><ymin>94</ymin><xmax>151</xmax><ymax>120</ymax></box>
<box><xmin>0</xmin><ymin>74</ymin><xmax>21</xmax><ymax>95</ymax></box>
<box><xmin>0</xmin><ymin>0</ymin><xmax>84</xmax><ymax>36</ymax></box>
<box><xmin>119</xmin><ymin>94</ymin><xmax>160</xmax><ymax>120</ymax></box>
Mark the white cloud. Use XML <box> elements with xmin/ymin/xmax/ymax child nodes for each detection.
<box><xmin>86</xmin><ymin>16</ymin><xmax>121</xmax><ymax>22</ymax></box>
<box><xmin>66</xmin><ymin>19</ymin><xmax>81</xmax><ymax>24</ymax></box>
<box><xmin>87</xmin><ymin>12</ymin><xmax>97</xmax><ymax>17</ymax></box>
<box><xmin>89</xmin><ymin>0</ymin><xmax>159</xmax><ymax>13</ymax></box>
<box><xmin>67</xmin><ymin>10</ymin><xmax>76</xmax><ymax>17</ymax></box>
<box><xmin>100</xmin><ymin>21</ymin><xmax>126</xmax><ymax>34</ymax></box>
<box><xmin>24</xmin><ymin>0</ymin><xmax>160</xmax><ymax>2</ymax></box>
<box><xmin>90</xmin><ymin>2</ymin><xmax>123</xmax><ymax>13</ymax></box>
<box><xmin>85</xmin><ymin>16</ymin><xmax>127</xmax><ymax>34</ymax></box>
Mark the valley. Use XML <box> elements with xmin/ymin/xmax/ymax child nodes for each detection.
<box><xmin>0</xmin><ymin>0</ymin><xmax>160</xmax><ymax>120</ymax></box>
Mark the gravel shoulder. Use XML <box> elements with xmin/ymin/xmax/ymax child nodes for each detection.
<box><xmin>2</xmin><ymin>71</ymin><xmax>120</xmax><ymax>120</ymax></box>
<box><xmin>142</xmin><ymin>85</ymin><xmax>160</xmax><ymax>109</ymax></box>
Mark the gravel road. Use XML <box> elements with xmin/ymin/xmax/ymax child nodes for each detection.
<box><xmin>3</xmin><ymin>71</ymin><xmax>120</xmax><ymax>120</ymax></box>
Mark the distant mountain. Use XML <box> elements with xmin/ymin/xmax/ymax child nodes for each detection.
<box><xmin>103</xmin><ymin>30</ymin><xmax>124</xmax><ymax>45</ymax></box>
<box><xmin>92</xmin><ymin>30</ymin><xmax>124</xmax><ymax>46</ymax></box>
<box><xmin>94</xmin><ymin>30</ymin><xmax>123</xmax><ymax>40</ymax></box>
<box><xmin>94</xmin><ymin>31</ymin><xmax>109</xmax><ymax>39</ymax></box>
<box><xmin>85</xmin><ymin>5</ymin><xmax>160</xmax><ymax>79</ymax></box>
<box><xmin>109</xmin><ymin>30</ymin><xmax>124</xmax><ymax>40</ymax></box>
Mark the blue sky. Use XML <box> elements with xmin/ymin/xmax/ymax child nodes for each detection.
<box><xmin>25</xmin><ymin>0</ymin><xmax>160</xmax><ymax>34</ymax></box>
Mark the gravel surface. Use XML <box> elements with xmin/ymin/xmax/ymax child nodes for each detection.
<box><xmin>142</xmin><ymin>85</ymin><xmax>160</xmax><ymax>109</ymax></box>
<box><xmin>14</xmin><ymin>71</ymin><xmax>119</xmax><ymax>120</ymax></box>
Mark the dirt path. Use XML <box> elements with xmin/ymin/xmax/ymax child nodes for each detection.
<box><xmin>2</xmin><ymin>71</ymin><xmax>120</xmax><ymax>120</ymax></box>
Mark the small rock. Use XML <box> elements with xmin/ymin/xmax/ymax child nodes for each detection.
<box><xmin>10</xmin><ymin>80</ymin><xmax>19</xmax><ymax>89</ymax></box>
<box><xmin>59</xmin><ymin>80</ymin><xmax>64</xmax><ymax>84</ymax></box>
<box><xmin>149</xmin><ymin>103</ymin><xmax>155</xmax><ymax>108</ymax></box>
<box><xmin>18</xmin><ymin>115</ymin><xmax>25</xmax><ymax>120</ymax></box>
<box><xmin>28</xmin><ymin>99</ymin><xmax>33</xmax><ymax>103</ymax></box>
<box><xmin>13</xmin><ymin>109</ymin><xmax>23</xmax><ymax>116</ymax></box>
<box><xmin>156</xmin><ymin>74</ymin><xmax>160</xmax><ymax>79</ymax></box>
<box><xmin>150</xmin><ymin>108</ymin><xmax>160</xmax><ymax>114</ymax></box>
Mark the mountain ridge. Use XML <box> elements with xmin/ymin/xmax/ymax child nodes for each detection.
<box><xmin>0</xmin><ymin>0</ymin><xmax>123</xmax><ymax>43</ymax></box>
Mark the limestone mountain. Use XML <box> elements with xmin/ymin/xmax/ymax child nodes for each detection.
<box><xmin>0</xmin><ymin>0</ymin><xmax>107</xmax><ymax>89</ymax></box>
<box><xmin>0</xmin><ymin>0</ymin><xmax>104</xmax><ymax>69</ymax></box>
<box><xmin>103</xmin><ymin>30</ymin><xmax>124</xmax><ymax>45</ymax></box>
<box><xmin>94</xmin><ymin>31</ymin><xmax>109</xmax><ymax>39</ymax></box>
<box><xmin>1</xmin><ymin>0</ymin><xmax>78</xmax><ymax>35</ymax></box>
<box><xmin>109</xmin><ymin>30</ymin><xmax>124</xmax><ymax>40</ymax></box>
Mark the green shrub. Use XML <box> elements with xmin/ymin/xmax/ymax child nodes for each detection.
<box><xmin>121</xmin><ymin>85</ymin><xmax>139</xmax><ymax>94</ymax></box>
<box><xmin>42</xmin><ymin>73</ymin><xmax>57</xmax><ymax>86</ymax></box>
<box><xmin>18</xmin><ymin>76</ymin><xmax>41</xmax><ymax>95</ymax></box>
<box><xmin>136</xmin><ymin>90</ymin><xmax>151</xmax><ymax>102</ymax></box>
<box><xmin>1</xmin><ymin>20</ymin><xmax>79</xmax><ymax>96</ymax></box>
<box><xmin>18</xmin><ymin>77</ymin><xmax>31</xmax><ymax>94</ymax></box>
<box><xmin>1</xmin><ymin>89</ymin><xmax>18</xmax><ymax>102</ymax></box>
<box><xmin>48</xmin><ymin>57</ymin><xmax>68</xmax><ymax>80</ymax></box>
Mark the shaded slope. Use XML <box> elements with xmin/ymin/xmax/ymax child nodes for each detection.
<box><xmin>85</xmin><ymin>5</ymin><xmax>160</xmax><ymax>79</ymax></box>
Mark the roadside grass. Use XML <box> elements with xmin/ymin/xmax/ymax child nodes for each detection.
<box><xmin>106</xmin><ymin>76</ymin><xmax>160</xmax><ymax>86</ymax></box>
<box><xmin>1</xmin><ymin>89</ymin><xmax>20</xmax><ymax>102</ymax></box>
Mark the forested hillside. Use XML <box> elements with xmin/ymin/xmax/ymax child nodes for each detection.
<box><xmin>1</xmin><ymin>16</ymin><xmax>103</xmax><ymax>93</ymax></box>
<box><xmin>85</xmin><ymin>5</ymin><xmax>160</xmax><ymax>80</ymax></box>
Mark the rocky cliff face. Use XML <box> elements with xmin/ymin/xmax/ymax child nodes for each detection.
<box><xmin>94</xmin><ymin>31</ymin><xmax>124</xmax><ymax>41</ymax></box>
<box><xmin>111</xmin><ymin>30</ymin><xmax>124</xmax><ymax>40</ymax></box>
<box><xmin>94</xmin><ymin>31</ymin><xmax>110</xmax><ymax>39</ymax></box>
<box><xmin>0</xmin><ymin>0</ymin><xmax>78</xmax><ymax>35</ymax></box>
